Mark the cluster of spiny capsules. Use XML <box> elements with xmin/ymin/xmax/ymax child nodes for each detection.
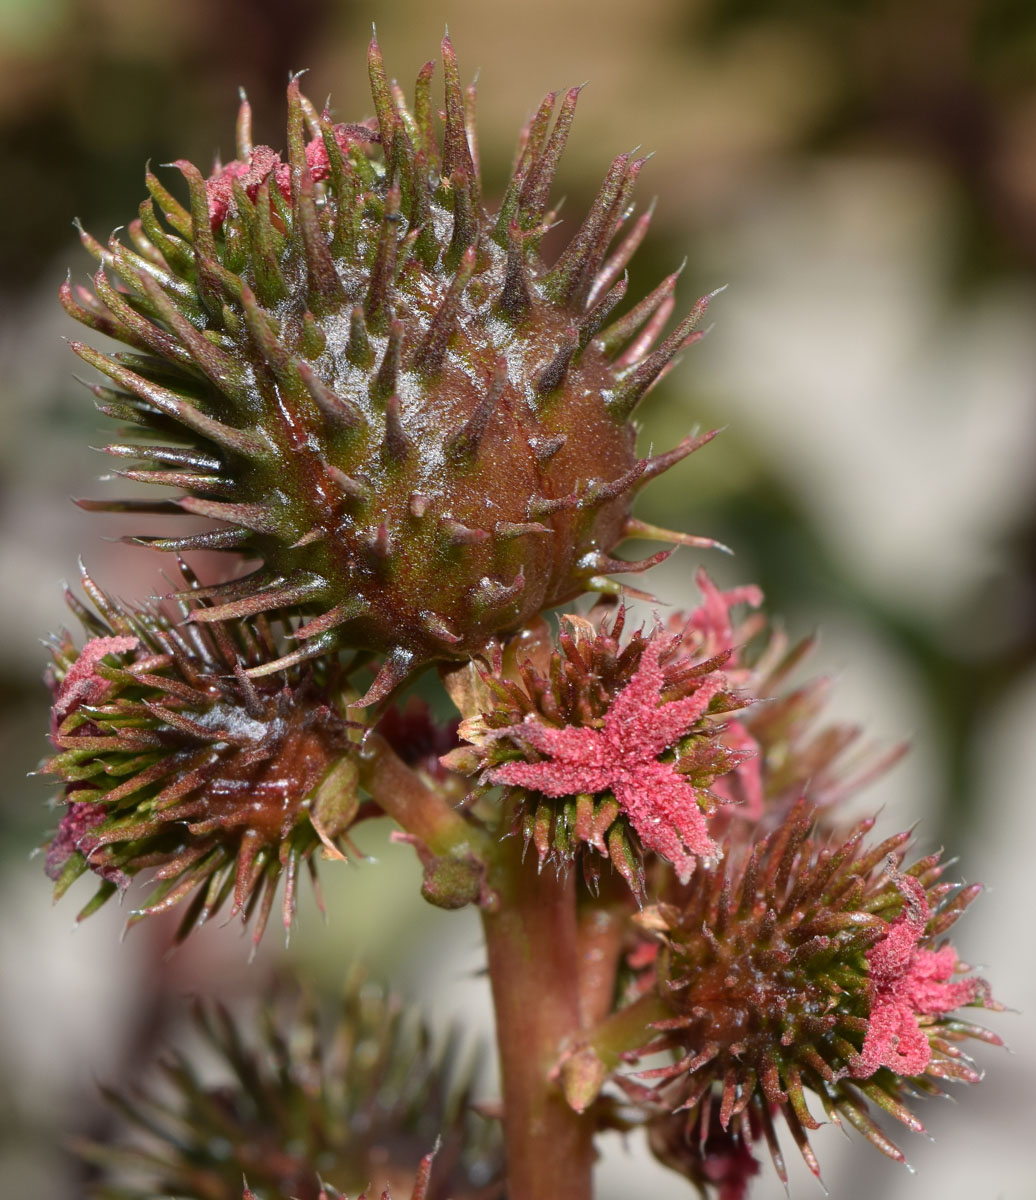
<box><xmin>41</xmin><ymin>32</ymin><xmax>1002</xmax><ymax>1200</ymax></box>
<box><xmin>444</xmin><ymin>586</ymin><xmax>999</xmax><ymax>1188</ymax></box>
<box><xmin>46</xmin><ymin>29</ymin><xmax>723</xmax><ymax>940</ymax></box>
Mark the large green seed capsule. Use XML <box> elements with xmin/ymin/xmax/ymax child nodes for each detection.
<box><xmin>65</xmin><ymin>35</ymin><xmax>715</xmax><ymax>703</ymax></box>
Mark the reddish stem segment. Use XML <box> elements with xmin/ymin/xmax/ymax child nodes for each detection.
<box><xmin>576</xmin><ymin>876</ymin><xmax>633</xmax><ymax>1028</ymax></box>
<box><xmin>481</xmin><ymin>843</ymin><xmax>595</xmax><ymax>1200</ymax></box>
<box><xmin>357</xmin><ymin>732</ymin><xmax>489</xmax><ymax>859</ymax></box>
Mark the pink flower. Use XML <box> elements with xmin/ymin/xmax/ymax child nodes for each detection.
<box><xmin>45</xmin><ymin>800</ymin><xmax>127</xmax><ymax>887</ymax></box>
<box><xmin>205</xmin><ymin>123</ymin><xmax>376</xmax><ymax>229</ymax></box>
<box><xmin>50</xmin><ymin>634</ymin><xmax>138</xmax><ymax>740</ymax></box>
<box><xmin>671</xmin><ymin>572</ymin><xmax>765</xmax><ymax>820</ymax></box>
<box><xmin>47</xmin><ymin>635</ymin><xmax>139</xmax><ymax>886</ymax></box>
<box><xmin>851</xmin><ymin>868</ymin><xmax>987</xmax><ymax>1078</ymax></box>
<box><xmin>488</xmin><ymin>637</ymin><xmax>724</xmax><ymax>881</ymax></box>
<box><xmin>205</xmin><ymin>146</ymin><xmax>290</xmax><ymax>229</ymax></box>
<box><xmin>709</xmin><ymin>717</ymin><xmax>764</xmax><ymax>820</ymax></box>
<box><xmin>679</xmin><ymin>569</ymin><xmax>764</xmax><ymax>675</ymax></box>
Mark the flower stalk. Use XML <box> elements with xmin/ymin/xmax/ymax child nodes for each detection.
<box><xmin>356</xmin><ymin>731</ymin><xmax>491</xmax><ymax>863</ymax></box>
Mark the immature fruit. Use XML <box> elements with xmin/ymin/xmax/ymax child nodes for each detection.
<box><xmin>64</xmin><ymin>35</ymin><xmax>717</xmax><ymax>704</ymax></box>
<box><xmin>43</xmin><ymin>565</ymin><xmax>359</xmax><ymax>943</ymax></box>
<box><xmin>629</xmin><ymin>803</ymin><xmax>1000</xmax><ymax>1184</ymax></box>
<box><xmin>444</xmin><ymin>605</ymin><xmax>749</xmax><ymax>894</ymax></box>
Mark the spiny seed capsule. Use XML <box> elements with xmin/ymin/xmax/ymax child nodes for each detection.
<box><xmin>63</xmin><ymin>34</ymin><xmax>719</xmax><ymax>705</ymax></box>
<box><xmin>43</xmin><ymin>564</ymin><xmax>359</xmax><ymax>944</ymax></box>
<box><xmin>442</xmin><ymin>604</ymin><xmax>751</xmax><ymax>894</ymax></box>
<box><xmin>626</xmin><ymin>803</ymin><xmax>1000</xmax><ymax>1183</ymax></box>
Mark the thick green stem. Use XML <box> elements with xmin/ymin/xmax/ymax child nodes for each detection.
<box><xmin>357</xmin><ymin>731</ymin><xmax>490</xmax><ymax>860</ymax></box>
<box><xmin>481</xmin><ymin>843</ymin><xmax>595</xmax><ymax>1200</ymax></box>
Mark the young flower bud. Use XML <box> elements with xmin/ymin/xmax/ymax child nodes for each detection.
<box><xmin>622</xmin><ymin>803</ymin><xmax>1000</xmax><ymax>1185</ymax></box>
<box><xmin>42</xmin><ymin>565</ymin><xmax>360</xmax><ymax>944</ymax></box>
<box><xmin>443</xmin><ymin>606</ymin><xmax>752</xmax><ymax>894</ymax></box>
<box><xmin>82</xmin><ymin>974</ymin><xmax>502</xmax><ymax>1200</ymax></box>
<box><xmin>63</xmin><ymin>36</ymin><xmax>720</xmax><ymax>707</ymax></box>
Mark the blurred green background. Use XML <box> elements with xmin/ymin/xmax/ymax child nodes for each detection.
<box><xmin>1</xmin><ymin>1</ymin><xmax>1033</xmax><ymax>1197</ymax></box>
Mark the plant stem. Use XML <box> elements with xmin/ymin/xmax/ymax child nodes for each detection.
<box><xmin>357</xmin><ymin>732</ymin><xmax>490</xmax><ymax>860</ymax></box>
<box><xmin>576</xmin><ymin>874</ymin><xmax>633</xmax><ymax>1027</ymax></box>
<box><xmin>481</xmin><ymin>841</ymin><xmax>595</xmax><ymax>1200</ymax></box>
